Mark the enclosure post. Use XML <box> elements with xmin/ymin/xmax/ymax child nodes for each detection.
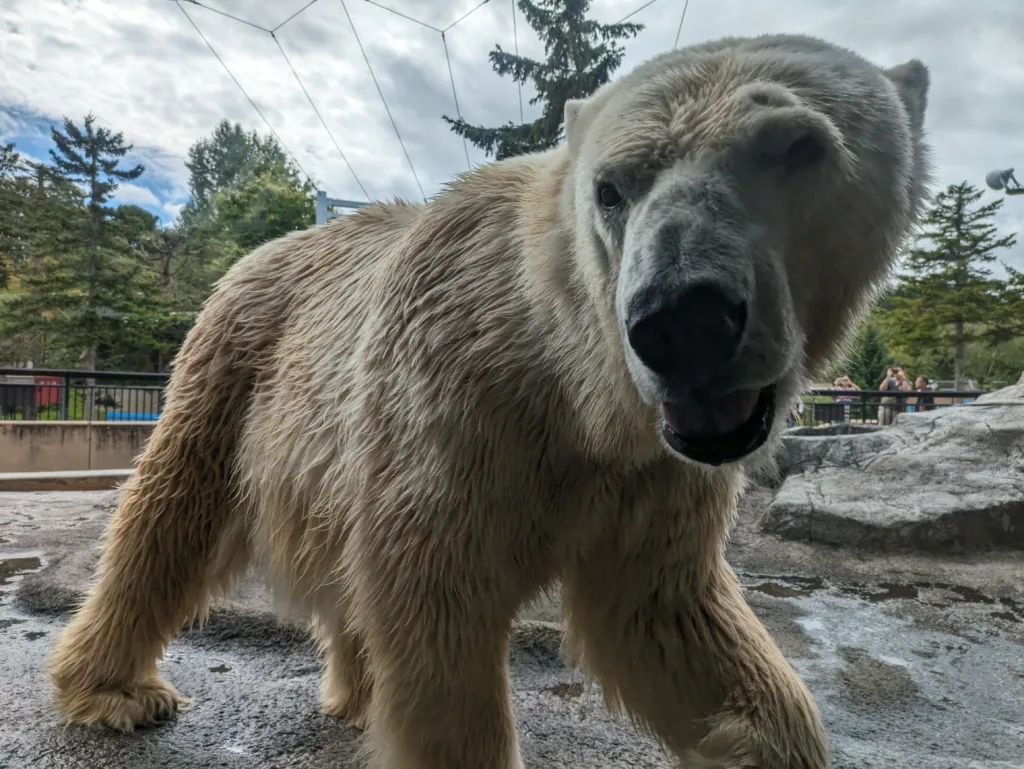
<box><xmin>316</xmin><ymin>189</ymin><xmax>328</xmax><ymax>226</ymax></box>
<box><xmin>60</xmin><ymin>373</ymin><xmax>70</xmax><ymax>421</ymax></box>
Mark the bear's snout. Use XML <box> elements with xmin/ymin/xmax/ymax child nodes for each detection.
<box><xmin>625</xmin><ymin>282</ymin><xmax>747</xmax><ymax>390</ymax></box>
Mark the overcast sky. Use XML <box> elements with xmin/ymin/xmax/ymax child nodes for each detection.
<box><xmin>2</xmin><ymin>0</ymin><xmax>1023</xmax><ymax>271</ymax></box>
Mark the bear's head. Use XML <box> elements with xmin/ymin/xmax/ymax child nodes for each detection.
<box><xmin>563</xmin><ymin>34</ymin><xmax>931</xmax><ymax>469</ymax></box>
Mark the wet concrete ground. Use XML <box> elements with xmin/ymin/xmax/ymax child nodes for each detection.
<box><xmin>1</xmin><ymin>486</ymin><xmax>1022</xmax><ymax>768</ymax></box>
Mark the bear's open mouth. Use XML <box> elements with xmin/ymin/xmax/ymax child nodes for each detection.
<box><xmin>660</xmin><ymin>384</ymin><xmax>776</xmax><ymax>466</ymax></box>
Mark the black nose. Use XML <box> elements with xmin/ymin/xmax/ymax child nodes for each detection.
<box><xmin>626</xmin><ymin>285</ymin><xmax>747</xmax><ymax>384</ymax></box>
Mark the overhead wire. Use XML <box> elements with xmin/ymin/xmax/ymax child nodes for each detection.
<box><xmin>362</xmin><ymin>0</ymin><xmax>441</xmax><ymax>33</ymax></box>
<box><xmin>174</xmin><ymin>0</ymin><xmax>317</xmax><ymax>189</ymax></box>
<box><xmin>511</xmin><ymin>0</ymin><xmax>523</xmax><ymax>123</ymax></box>
<box><xmin>174</xmin><ymin>0</ymin><xmax>380</xmax><ymax>200</ymax></box>
<box><xmin>272</xmin><ymin>0</ymin><xmax>321</xmax><ymax>33</ymax></box>
<box><xmin>440</xmin><ymin>0</ymin><xmax>492</xmax><ymax>168</ymax></box>
<box><xmin>442</xmin><ymin>0</ymin><xmax>493</xmax><ymax>33</ymax></box>
<box><xmin>673</xmin><ymin>0</ymin><xmax>692</xmax><ymax>48</ymax></box>
<box><xmin>360</xmin><ymin>0</ymin><xmax>490</xmax><ymax>174</ymax></box>
<box><xmin>270</xmin><ymin>31</ymin><xmax>371</xmax><ymax>199</ymax></box>
<box><xmin>338</xmin><ymin>0</ymin><xmax>426</xmax><ymax>202</ymax></box>
<box><xmin>175</xmin><ymin>0</ymin><xmax>270</xmax><ymax>34</ymax></box>
<box><xmin>173</xmin><ymin>0</ymin><xmax>687</xmax><ymax>203</ymax></box>
<box><xmin>612</xmin><ymin>0</ymin><xmax>692</xmax><ymax>47</ymax></box>
<box><xmin>615</xmin><ymin>0</ymin><xmax>660</xmax><ymax>24</ymax></box>
<box><xmin>441</xmin><ymin>33</ymin><xmax>472</xmax><ymax>170</ymax></box>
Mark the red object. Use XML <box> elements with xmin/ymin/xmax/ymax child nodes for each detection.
<box><xmin>34</xmin><ymin>376</ymin><xmax>62</xmax><ymax>406</ymax></box>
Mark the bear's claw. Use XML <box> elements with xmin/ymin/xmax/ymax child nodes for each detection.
<box><xmin>55</xmin><ymin>677</ymin><xmax>189</xmax><ymax>733</ymax></box>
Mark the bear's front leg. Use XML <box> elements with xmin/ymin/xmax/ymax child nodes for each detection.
<box><xmin>346</xmin><ymin>505</ymin><xmax>528</xmax><ymax>769</ymax></box>
<box><xmin>350</xmin><ymin>577</ymin><xmax>524</xmax><ymax>769</ymax></box>
<box><xmin>562</xmin><ymin>508</ymin><xmax>829</xmax><ymax>768</ymax></box>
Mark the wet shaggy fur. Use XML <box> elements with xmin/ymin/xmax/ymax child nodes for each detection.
<box><xmin>49</xmin><ymin>34</ymin><xmax>931</xmax><ymax>769</ymax></box>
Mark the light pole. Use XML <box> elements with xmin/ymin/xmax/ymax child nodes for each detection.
<box><xmin>985</xmin><ymin>168</ymin><xmax>1024</xmax><ymax>197</ymax></box>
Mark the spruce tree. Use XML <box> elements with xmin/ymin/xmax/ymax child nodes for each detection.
<box><xmin>48</xmin><ymin>113</ymin><xmax>149</xmax><ymax>372</ymax></box>
<box><xmin>884</xmin><ymin>181</ymin><xmax>1021</xmax><ymax>389</ymax></box>
<box><xmin>443</xmin><ymin>0</ymin><xmax>642</xmax><ymax>160</ymax></box>
<box><xmin>0</xmin><ymin>115</ymin><xmax>169</xmax><ymax>375</ymax></box>
<box><xmin>0</xmin><ymin>148</ymin><xmax>85</xmax><ymax>363</ymax></box>
<box><xmin>0</xmin><ymin>143</ymin><xmax>22</xmax><ymax>290</ymax></box>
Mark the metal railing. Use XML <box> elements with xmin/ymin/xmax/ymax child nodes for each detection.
<box><xmin>788</xmin><ymin>388</ymin><xmax>988</xmax><ymax>429</ymax></box>
<box><xmin>0</xmin><ymin>368</ymin><xmax>996</xmax><ymax>426</ymax></box>
<box><xmin>0</xmin><ymin>368</ymin><xmax>169</xmax><ymax>422</ymax></box>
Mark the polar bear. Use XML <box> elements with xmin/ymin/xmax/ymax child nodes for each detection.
<box><xmin>49</xmin><ymin>33</ymin><xmax>930</xmax><ymax>769</ymax></box>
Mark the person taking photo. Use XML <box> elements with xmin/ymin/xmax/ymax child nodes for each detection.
<box><xmin>877</xmin><ymin>365</ymin><xmax>911</xmax><ymax>425</ymax></box>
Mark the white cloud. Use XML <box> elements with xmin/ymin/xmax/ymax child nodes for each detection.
<box><xmin>112</xmin><ymin>182</ymin><xmax>161</xmax><ymax>208</ymax></box>
<box><xmin>160</xmin><ymin>200</ymin><xmax>185</xmax><ymax>226</ymax></box>
<box><xmin>0</xmin><ymin>0</ymin><xmax>1022</xmax><ymax>267</ymax></box>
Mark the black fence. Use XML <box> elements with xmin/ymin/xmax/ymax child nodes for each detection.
<box><xmin>789</xmin><ymin>388</ymin><xmax>987</xmax><ymax>429</ymax></box>
<box><xmin>0</xmin><ymin>368</ymin><xmax>992</xmax><ymax>425</ymax></box>
<box><xmin>0</xmin><ymin>368</ymin><xmax>169</xmax><ymax>422</ymax></box>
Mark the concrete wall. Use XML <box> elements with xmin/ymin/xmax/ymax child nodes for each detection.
<box><xmin>0</xmin><ymin>421</ymin><xmax>154</xmax><ymax>473</ymax></box>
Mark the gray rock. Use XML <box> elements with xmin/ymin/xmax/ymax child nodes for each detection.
<box><xmin>786</xmin><ymin>424</ymin><xmax>885</xmax><ymax>438</ymax></box>
<box><xmin>770</xmin><ymin>424</ymin><xmax>888</xmax><ymax>488</ymax></box>
<box><xmin>763</xmin><ymin>384</ymin><xmax>1024</xmax><ymax>553</ymax></box>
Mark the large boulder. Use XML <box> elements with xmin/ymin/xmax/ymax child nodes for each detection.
<box><xmin>762</xmin><ymin>384</ymin><xmax>1024</xmax><ymax>553</ymax></box>
<box><xmin>770</xmin><ymin>423</ymin><xmax>885</xmax><ymax>486</ymax></box>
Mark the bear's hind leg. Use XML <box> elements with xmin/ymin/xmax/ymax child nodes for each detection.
<box><xmin>49</xmin><ymin>361</ymin><xmax>252</xmax><ymax>732</ymax></box>
<box><xmin>314</xmin><ymin>616</ymin><xmax>372</xmax><ymax>730</ymax></box>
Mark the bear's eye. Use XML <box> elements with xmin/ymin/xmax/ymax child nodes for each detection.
<box><xmin>597</xmin><ymin>183</ymin><xmax>623</xmax><ymax>210</ymax></box>
<box><xmin>773</xmin><ymin>133</ymin><xmax>826</xmax><ymax>174</ymax></box>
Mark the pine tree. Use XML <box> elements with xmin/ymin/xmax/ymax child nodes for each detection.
<box><xmin>48</xmin><ymin>113</ymin><xmax>148</xmax><ymax>369</ymax></box>
<box><xmin>0</xmin><ymin>115</ymin><xmax>171</xmax><ymax>376</ymax></box>
<box><xmin>0</xmin><ymin>143</ymin><xmax>21</xmax><ymax>290</ymax></box>
<box><xmin>443</xmin><ymin>0</ymin><xmax>642</xmax><ymax>160</ymax></box>
<box><xmin>0</xmin><ymin>147</ymin><xmax>85</xmax><ymax>365</ymax></box>
<box><xmin>884</xmin><ymin>181</ymin><xmax>1021</xmax><ymax>389</ymax></box>
<box><xmin>0</xmin><ymin>142</ymin><xmax>18</xmax><ymax>176</ymax></box>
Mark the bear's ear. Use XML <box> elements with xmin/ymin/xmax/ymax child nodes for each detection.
<box><xmin>564</xmin><ymin>98</ymin><xmax>586</xmax><ymax>154</ymax></box>
<box><xmin>883</xmin><ymin>59</ymin><xmax>929</xmax><ymax>136</ymax></box>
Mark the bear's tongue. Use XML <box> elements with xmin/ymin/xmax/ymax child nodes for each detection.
<box><xmin>661</xmin><ymin>388</ymin><xmax>761</xmax><ymax>439</ymax></box>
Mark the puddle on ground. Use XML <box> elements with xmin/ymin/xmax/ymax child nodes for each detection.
<box><xmin>0</xmin><ymin>553</ymin><xmax>44</xmax><ymax>587</ymax></box>
<box><xmin>838</xmin><ymin>646</ymin><xmax>920</xmax><ymax>706</ymax></box>
<box><xmin>0</xmin><ymin>552</ymin><xmax>44</xmax><ymax>581</ymax></box>
<box><xmin>749</xmin><ymin>581</ymin><xmax>815</xmax><ymax>599</ymax></box>
<box><xmin>990</xmin><ymin>611</ymin><xmax>1019</xmax><ymax>623</ymax></box>
<box><xmin>797</xmin><ymin>618</ymin><xmax>824</xmax><ymax>633</ymax></box>
<box><xmin>546</xmin><ymin>681</ymin><xmax>585</xmax><ymax>700</ymax></box>
<box><xmin>24</xmin><ymin>630</ymin><xmax>47</xmax><ymax>641</ymax></box>
<box><xmin>742</xmin><ymin>571</ymin><xmax>1023</xmax><ymax>622</ymax></box>
<box><xmin>855</xmin><ymin>582</ymin><xmax>920</xmax><ymax>602</ymax></box>
<box><xmin>209</xmin><ymin>664</ymin><xmax>232</xmax><ymax>674</ymax></box>
<box><xmin>746</xmin><ymin>574</ymin><xmax>825</xmax><ymax>598</ymax></box>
